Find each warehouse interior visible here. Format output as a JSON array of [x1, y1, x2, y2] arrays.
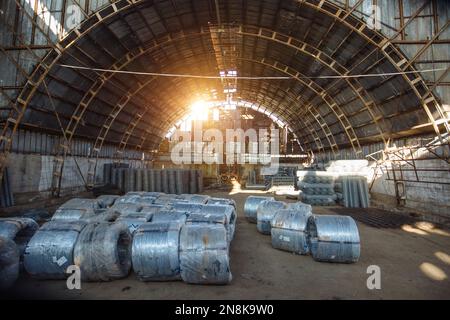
[[0, 0, 449, 300]]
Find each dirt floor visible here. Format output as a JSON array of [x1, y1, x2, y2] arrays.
[[6, 189, 450, 300]]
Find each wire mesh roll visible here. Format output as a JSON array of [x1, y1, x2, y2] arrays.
[[151, 210, 187, 224], [24, 221, 87, 279], [0, 236, 19, 290], [161, 170, 169, 193], [96, 195, 119, 208], [200, 204, 236, 241], [0, 217, 39, 266], [301, 194, 337, 206], [189, 169, 197, 194], [168, 169, 177, 194], [175, 170, 184, 194], [142, 169, 149, 191], [117, 168, 125, 192], [256, 200, 286, 235], [197, 170, 204, 193], [307, 215, 360, 263], [179, 223, 231, 284], [207, 197, 236, 208], [135, 169, 143, 191], [270, 209, 311, 254], [116, 212, 153, 234], [132, 222, 183, 281], [146, 169, 153, 192], [244, 196, 275, 223], [125, 168, 135, 193], [52, 198, 99, 221], [154, 170, 162, 192], [111, 167, 118, 187], [73, 222, 132, 281]]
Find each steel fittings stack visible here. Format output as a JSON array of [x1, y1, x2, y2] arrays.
[[0, 217, 38, 289], [244, 196, 361, 263], [109, 167, 204, 195]]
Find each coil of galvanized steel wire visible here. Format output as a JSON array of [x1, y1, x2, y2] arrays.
[[180, 194, 210, 204], [151, 210, 187, 224], [270, 209, 311, 254], [109, 203, 143, 215], [73, 222, 132, 281], [96, 195, 119, 208], [207, 197, 236, 208], [306, 215, 360, 263], [244, 196, 275, 223], [140, 204, 166, 214], [199, 205, 236, 241], [179, 223, 231, 285], [116, 212, 153, 234], [286, 202, 312, 215], [52, 198, 99, 221], [0, 217, 39, 267], [172, 203, 204, 213], [24, 221, 87, 279], [0, 236, 20, 290], [256, 200, 286, 235], [132, 222, 183, 281]]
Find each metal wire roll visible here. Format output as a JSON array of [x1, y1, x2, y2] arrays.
[[197, 170, 204, 193], [0, 217, 39, 266], [306, 215, 360, 263], [0, 236, 20, 290], [244, 196, 275, 223], [168, 169, 176, 194], [270, 209, 311, 254], [207, 197, 236, 208], [96, 195, 119, 208], [151, 210, 187, 224], [201, 205, 236, 241], [24, 221, 87, 279], [109, 203, 142, 215], [189, 169, 197, 194], [73, 222, 132, 281], [111, 167, 118, 187], [135, 169, 143, 191], [172, 203, 204, 213], [132, 222, 183, 281], [175, 170, 184, 194], [179, 223, 231, 284], [124, 168, 135, 193], [141, 204, 166, 214], [286, 201, 312, 215], [180, 194, 210, 204], [256, 200, 286, 235], [52, 198, 99, 221], [117, 168, 125, 192], [116, 212, 153, 234], [154, 170, 162, 192], [161, 170, 169, 193], [146, 169, 153, 192]]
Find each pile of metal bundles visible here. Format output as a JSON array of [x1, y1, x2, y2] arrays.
[[0, 236, 19, 290], [297, 171, 337, 206], [109, 167, 204, 195]]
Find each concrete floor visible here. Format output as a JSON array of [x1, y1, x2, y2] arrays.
[[6, 189, 450, 300]]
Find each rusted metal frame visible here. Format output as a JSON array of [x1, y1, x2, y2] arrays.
[[239, 26, 385, 146], [311, 0, 449, 139], [398, 0, 405, 40], [341, 0, 365, 20]]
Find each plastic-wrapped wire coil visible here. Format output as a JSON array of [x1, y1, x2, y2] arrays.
[[151, 210, 187, 224], [256, 200, 286, 235], [207, 198, 236, 208], [109, 203, 143, 215], [180, 194, 210, 204], [96, 195, 119, 208], [161, 170, 169, 193], [172, 203, 204, 213], [52, 198, 99, 221], [306, 215, 360, 263], [270, 209, 311, 254], [116, 212, 153, 234], [0, 236, 20, 290], [132, 222, 183, 281], [140, 204, 166, 214], [73, 222, 132, 281], [179, 223, 231, 284], [286, 202, 312, 215], [24, 221, 87, 279], [200, 205, 236, 241], [0, 217, 39, 267], [244, 196, 275, 223]]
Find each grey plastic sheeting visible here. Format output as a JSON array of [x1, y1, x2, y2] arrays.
[[0, 236, 19, 290], [132, 222, 183, 281], [179, 224, 231, 285], [74, 222, 132, 281], [244, 196, 275, 223], [52, 198, 99, 221], [24, 221, 87, 279], [256, 200, 286, 235], [96, 195, 119, 208], [271, 209, 311, 254], [116, 212, 153, 234], [307, 215, 360, 263]]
